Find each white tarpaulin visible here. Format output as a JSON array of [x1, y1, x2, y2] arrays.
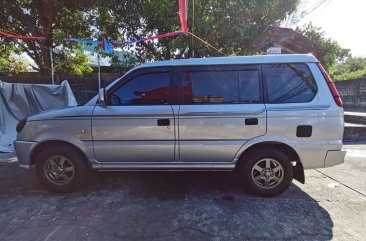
[[0, 80, 77, 153]]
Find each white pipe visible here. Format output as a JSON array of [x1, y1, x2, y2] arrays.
[[50, 47, 55, 85], [97, 53, 101, 91]]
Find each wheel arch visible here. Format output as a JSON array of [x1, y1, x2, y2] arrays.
[[30, 140, 91, 169], [236, 141, 305, 184]]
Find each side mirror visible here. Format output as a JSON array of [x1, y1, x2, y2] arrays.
[[98, 88, 107, 107]]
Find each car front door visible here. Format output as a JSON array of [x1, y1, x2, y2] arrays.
[[92, 68, 176, 166], [178, 65, 266, 163]]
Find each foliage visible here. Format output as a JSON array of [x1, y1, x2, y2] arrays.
[[101, 0, 301, 61], [0, 39, 29, 73], [110, 51, 139, 73], [295, 23, 350, 72], [332, 57, 366, 81], [54, 49, 93, 77], [1, 0, 302, 76], [0, 0, 98, 77]]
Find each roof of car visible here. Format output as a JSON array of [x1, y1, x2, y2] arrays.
[[134, 54, 318, 70]]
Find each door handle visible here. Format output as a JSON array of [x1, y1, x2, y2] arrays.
[[245, 118, 258, 125], [157, 119, 170, 126]]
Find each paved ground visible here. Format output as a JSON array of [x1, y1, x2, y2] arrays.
[[0, 145, 365, 241]]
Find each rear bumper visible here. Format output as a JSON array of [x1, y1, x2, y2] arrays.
[[324, 150, 346, 168], [14, 140, 38, 169]]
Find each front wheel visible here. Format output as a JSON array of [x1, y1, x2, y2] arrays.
[[237, 148, 293, 197], [36, 145, 90, 192]]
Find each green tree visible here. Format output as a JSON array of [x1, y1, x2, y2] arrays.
[[0, 0, 97, 77], [332, 57, 366, 81], [54, 49, 93, 77], [1, 0, 302, 75], [105, 0, 301, 62], [295, 23, 350, 72], [0, 39, 29, 73]]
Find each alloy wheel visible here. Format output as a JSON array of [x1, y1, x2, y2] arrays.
[[43, 155, 75, 185], [251, 158, 284, 189]]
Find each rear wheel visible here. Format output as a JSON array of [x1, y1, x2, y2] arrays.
[[36, 145, 90, 192], [238, 148, 293, 197]]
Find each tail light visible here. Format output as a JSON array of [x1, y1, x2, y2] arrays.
[[317, 63, 343, 107]]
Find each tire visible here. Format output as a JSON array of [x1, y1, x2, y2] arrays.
[[36, 145, 90, 192], [237, 148, 293, 197]]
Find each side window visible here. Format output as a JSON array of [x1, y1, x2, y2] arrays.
[[182, 68, 261, 104], [239, 70, 261, 103], [183, 70, 239, 104], [108, 72, 171, 106], [264, 64, 317, 103]]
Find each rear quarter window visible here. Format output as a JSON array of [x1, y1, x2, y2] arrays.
[[264, 63, 317, 103]]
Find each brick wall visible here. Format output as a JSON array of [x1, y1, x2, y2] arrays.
[[335, 78, 366, 111]]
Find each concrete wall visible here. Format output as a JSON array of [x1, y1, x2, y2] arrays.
[[335, 78, 366, 111]]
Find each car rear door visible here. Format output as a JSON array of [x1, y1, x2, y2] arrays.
[[178, 65, 266, 163], [263, 63, 342, 169]]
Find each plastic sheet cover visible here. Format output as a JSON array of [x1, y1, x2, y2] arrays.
[[0, 80, 77, 152]]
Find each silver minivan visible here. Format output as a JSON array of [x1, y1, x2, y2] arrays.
[[14, 54, 346, 196]]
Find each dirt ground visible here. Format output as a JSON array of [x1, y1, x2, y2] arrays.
[[0, 145, 365, 241]]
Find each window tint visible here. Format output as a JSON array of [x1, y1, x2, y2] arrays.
[[265, 64, 317, 103], [109, 72, 170, 105], [183, 69, 261, 104], [239, 70, 261, 103]]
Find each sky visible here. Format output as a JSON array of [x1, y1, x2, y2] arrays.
[[294, 0, 366, 57]]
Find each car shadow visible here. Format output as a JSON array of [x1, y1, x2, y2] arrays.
[[0, 163, 334, 240]]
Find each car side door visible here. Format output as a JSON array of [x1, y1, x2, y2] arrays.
[[92, 67, 176, 166], [178, 65, 267, 163]]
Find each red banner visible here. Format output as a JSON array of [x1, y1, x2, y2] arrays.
[[140, 31, 184, 42], [179, 0, 188, 33], [0, 30, 46, 40]]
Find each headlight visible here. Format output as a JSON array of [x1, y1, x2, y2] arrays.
[[16, 118, 27, 133]]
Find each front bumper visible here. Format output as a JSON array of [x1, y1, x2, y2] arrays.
[[14, 141, 38, 169], [324, 150, 346, 167]]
